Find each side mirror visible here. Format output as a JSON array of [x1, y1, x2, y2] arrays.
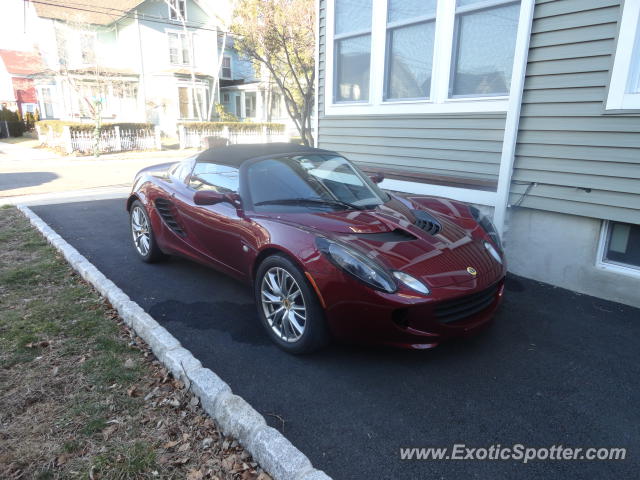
[[370, 172, 384, 184], [194, 190, 226, 206], [194, 191, 244, 215]]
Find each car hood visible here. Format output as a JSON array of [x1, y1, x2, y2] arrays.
[[262, 195, 503, 288]]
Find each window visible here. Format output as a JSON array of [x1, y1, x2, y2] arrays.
[[247, 155, 388, 212], [245, 92, 256, 118], [168, 32, 191, 65], [221, 56, 232, 79], [333, 0, 372, 102], [606, 0, 640, 110], [450, 0, 520, 97], [326, 0, 523, 115], [80, 32, 96, 64], [168, 0, 187, 20], [385, 0, 437, 100], [189, 162, 239, 193], [271, 92, 282, 118], [39, 87, 54, 118], [110, 81, 138, 116], [598, 221, 640, 275], [222, 93, 230, 104], [178, 85, 206, 119]]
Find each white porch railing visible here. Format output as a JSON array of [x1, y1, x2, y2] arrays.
[[178, 124, 290, 149]]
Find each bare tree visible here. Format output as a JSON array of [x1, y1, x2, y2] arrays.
[[232, 0, 315, 145], [53, 20, 124, 156]]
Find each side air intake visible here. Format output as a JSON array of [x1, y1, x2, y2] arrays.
[[155, 198, 185, 236]]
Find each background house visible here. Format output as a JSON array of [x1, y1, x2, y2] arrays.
[[5, 0, 290, 135], [26, 0, 220, 134], [0, 50, 43, 117], [316, 0, 640, 308]]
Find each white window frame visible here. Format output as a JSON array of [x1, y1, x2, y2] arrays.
[[596, 220, 640, 278], [324, 0, 528, 116], [606, 0, 640, 110], [167, 29, 192, 66], [221, 56, 232, 79], [168, 0, 187, 21], [37, 85, 56, 119]]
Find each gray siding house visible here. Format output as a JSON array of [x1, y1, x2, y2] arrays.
[[316, 0, 640, 307]]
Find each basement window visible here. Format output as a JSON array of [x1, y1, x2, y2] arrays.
[[598, 221, 640, 275]]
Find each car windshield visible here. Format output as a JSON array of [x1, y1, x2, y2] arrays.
[[247, 154, 389, 212]]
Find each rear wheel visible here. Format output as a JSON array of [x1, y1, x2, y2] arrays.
[[255, 254, 329, 354], [130, 200, 165, 263]]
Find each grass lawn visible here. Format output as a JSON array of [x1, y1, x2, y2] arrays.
[[0, 206, 269, 480]]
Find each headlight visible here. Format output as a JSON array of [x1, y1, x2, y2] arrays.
[[316, 238, 396, 293], [470, 206, 502, 251], [484, 241, 502, 264], [392, 271, 430, 295]]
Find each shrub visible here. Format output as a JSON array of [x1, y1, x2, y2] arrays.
[[178, 121, 285, 133], [214, 103, 238, 122], [0, 107, 25, 137], [35, 120, 154, 135]]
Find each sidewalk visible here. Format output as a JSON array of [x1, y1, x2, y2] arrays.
[[0, 140, 196, 199]]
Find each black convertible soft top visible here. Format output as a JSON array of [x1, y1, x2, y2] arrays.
[[194, 142, 337, 167]]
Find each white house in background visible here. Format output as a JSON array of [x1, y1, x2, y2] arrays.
[[16, 0, 290, 135], [24, 0, 220, 134]]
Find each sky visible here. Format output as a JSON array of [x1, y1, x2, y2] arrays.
[[0, 0, 37, 51]]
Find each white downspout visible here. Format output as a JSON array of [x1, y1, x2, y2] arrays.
[[493, 0, 535, 238], [313, 0, 320, 147]]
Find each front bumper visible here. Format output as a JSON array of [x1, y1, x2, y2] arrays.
[[309, 267, 505, 349]]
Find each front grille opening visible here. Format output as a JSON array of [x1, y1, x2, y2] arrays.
[[412, 210, 442, 235], [392, 308, 409, 329], [435, 284, 499, 324], [155, 198, 185, 236]]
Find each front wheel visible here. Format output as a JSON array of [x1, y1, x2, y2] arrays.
[[255, 255, 329, 354], [129, 200, 165, 263]]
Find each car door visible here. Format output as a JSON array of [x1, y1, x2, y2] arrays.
[[173, 160, 249, 278]]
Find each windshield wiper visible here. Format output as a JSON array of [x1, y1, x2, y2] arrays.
[[254, 197, 365, 210]]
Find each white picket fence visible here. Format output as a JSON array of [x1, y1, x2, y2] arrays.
[[37, 124, 161, 155], [178, 124, 290, 149], [69, 128, 157, 154]]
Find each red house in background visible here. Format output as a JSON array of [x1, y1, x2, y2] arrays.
[[0, 49, 45, 116]]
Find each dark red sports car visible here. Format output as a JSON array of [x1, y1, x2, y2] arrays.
[[127, 143, 505, 353]]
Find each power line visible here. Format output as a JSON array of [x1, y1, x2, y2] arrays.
[[29, 0, 220, 30], [25, 0, 242, 37]]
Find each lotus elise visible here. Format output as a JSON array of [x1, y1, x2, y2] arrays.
[[127, 143, 505, 353]]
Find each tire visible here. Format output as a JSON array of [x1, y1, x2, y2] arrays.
[[129, 200, 166, 263], [255, 254, 329, 354]]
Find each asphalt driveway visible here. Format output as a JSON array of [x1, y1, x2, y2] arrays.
[[32, 198, 639, 479]]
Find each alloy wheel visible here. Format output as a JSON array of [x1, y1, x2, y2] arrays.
[[260, 267, 307, 342], [131, 206, 151, 257]]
